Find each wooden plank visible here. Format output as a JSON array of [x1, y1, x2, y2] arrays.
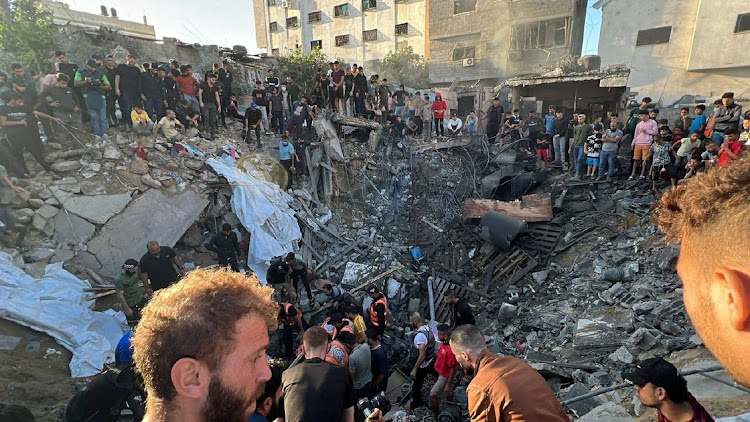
[[319, 161, 338, 173], [463, 193, 553, 222], [350, 265, 405, 293], [411, 137, 472, 154]]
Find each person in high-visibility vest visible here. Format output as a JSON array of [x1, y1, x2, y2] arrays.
[[326, 331, 352, 367], [366, 285, 387, 336], [320, 313, 355, 340], [278, 302, 306, 359]]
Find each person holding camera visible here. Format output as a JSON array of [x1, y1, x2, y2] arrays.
[[74, 59, 111, 141]]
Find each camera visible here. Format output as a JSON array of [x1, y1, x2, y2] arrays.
[[90, 78, 102, 88], [356, 393, 390, 419]]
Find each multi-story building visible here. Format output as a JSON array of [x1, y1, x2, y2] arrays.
[[428, 0, 587, 117], [43, 1, 156, 40], [593, 0, 750, 107], [252, 0, 428, 65]]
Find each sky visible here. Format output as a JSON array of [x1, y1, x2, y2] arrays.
[[65, 0, 601, 56], [66, 0, 262, 53]]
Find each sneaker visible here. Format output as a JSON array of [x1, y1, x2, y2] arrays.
[[628, 176, 634, 180], [102, 134, 109, 141], [606, 177, 613, 183], [94, 135, 102, 142], [639, 175, 646, 180]]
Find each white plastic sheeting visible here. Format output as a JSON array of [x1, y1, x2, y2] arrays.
[[0, 252, 126, 377], [207, 158, 302, 283]]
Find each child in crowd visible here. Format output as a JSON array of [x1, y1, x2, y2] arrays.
[[689, 104, 708, 139], [717, 128, 742, 167], [701, 140, 719, 169], [131, 103, 154, 135], [585, 124, 603, 178], [679, 154, 705, 184], [650, 134, 676, 193], [536, 126, 551, 171], [740, 117, 750, 147]]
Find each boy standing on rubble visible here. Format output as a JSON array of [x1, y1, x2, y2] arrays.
[[279, 135, 298, 190], [585, 124, 603, 178]]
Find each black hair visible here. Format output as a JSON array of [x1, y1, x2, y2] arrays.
[[594, 123, 603, 131], [366, 327, 380, 342], [642, 97, 652, 103], [651, 109, 660, 114], [662, 377, 689, 402], [179, 65, 188, 73], [681, 107, 690, 112], [256, 80, 262, 84], [344, 304, 359, 315], [170, 69, 180, 77], [725, 128, 739, 136], [255, 359, 284, 407], [436, 323, 451, 333], [338, 331, 356, 347], [56, 73, 70, 83], [696, 104, 706, 111], [9, 92, 24, 102], [513, 109, 519, 113], [222, 223, 231, 231], [55, 50, 65, 57], [611, 113, 618, 117], [11, 63, 22, 70]]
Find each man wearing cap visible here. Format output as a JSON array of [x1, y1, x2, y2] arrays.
[[367, 286, 387, 336], [115, 259, 148, 322], [74, 59, 111, 141], [711, 92, 743, 145], [625, 358, 712, 422], [206, 222, 242, 272]]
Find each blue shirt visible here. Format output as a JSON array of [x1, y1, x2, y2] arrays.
[[279, 142, 295, 161], [115, 331, 133, 363], [249, 414, 268, 422], [690, 114, 708, 135], [545, 115, 556, 135]]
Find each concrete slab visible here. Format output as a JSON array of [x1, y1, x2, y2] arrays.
[[86, 189, 207, 277], [574, 307, 633, 350], [53, 211, 96, 244], [63, 194, 132, 225]]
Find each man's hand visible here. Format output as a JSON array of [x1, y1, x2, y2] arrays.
[[444, 384, 454, 399], [199, 101, 204, 108], [20, 119, 28, 127], [50, 101, 60, 108], [141, 94, 147, 101], [217, 106, 222, 113], [12, 185, 28, 194], [73, 106, 79, 112], [365, 409, 383, 422], [178, 268, 186, 277], [53, 117, 61, 124], [115, 89, 121, 97], [124, 306, 134, 318], [145, 287, 154, 296], [410, 369, 417, 380]]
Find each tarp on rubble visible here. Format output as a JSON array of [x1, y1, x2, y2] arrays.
[[0, 252, 125, 377], [207, 158, 302, 283]]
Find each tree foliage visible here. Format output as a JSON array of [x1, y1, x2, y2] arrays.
[[371, 46, 429, 89], [0, 0, 58, 74], [277, 47, 329, 95]]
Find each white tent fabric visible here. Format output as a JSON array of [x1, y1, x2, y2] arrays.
[[207, 158, 301, 283], [0, 252, 126, 377]]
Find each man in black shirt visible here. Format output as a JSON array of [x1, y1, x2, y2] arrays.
[[175, 99, 200, 133], [252, 80, 269, 133], [163, 69, 181, 111], [140, 62, 164, 121], [64, 365, 145, 422], [267, 255, 295, 302], [206, 223, 241, 271], [103, 54, 119, 127], [282, 326, 355, 422], [115, 55, 142, 131], [54, 50, 85, 123], [353, 66, 368, 116], [285, 75, 301, 104], [198, 73, 221, 140], [0, 92, 55, 176], [42, 73, 80, 148], [486, 97, 504, 144], [138, 241, 185, 293], [444, 289, 475, 328], [244, 102, 263, 147], [265, 69, 280, 89]]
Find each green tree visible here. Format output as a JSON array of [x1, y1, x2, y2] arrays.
[[277, 47, 329, 95], [0, 0, 58, 74], [372, 46, 429, 88]]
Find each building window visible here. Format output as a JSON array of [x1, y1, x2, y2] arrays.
[[453, 0, 476, 14], [269, 21, 278, 31], [363, 29, 378, 42], [395, 23, 409, 36], [286, 16, 299, 28], [635, 26, 671, 46], [308, 11, 322, 23], [452, 46, 475, 61], [362, 0, 377, 11], [335, 34, 350, 46], [735, 13, 750, 33], [334, 3, 349, 17], [268, 0, 276, 5], [271, 48, 280, 56], [311, 40, 323, 49], [511, 17, 569, 51]]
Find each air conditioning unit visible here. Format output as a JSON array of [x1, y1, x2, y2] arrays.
[[462, 57, 474, 67], [281, 0, 290, 7]]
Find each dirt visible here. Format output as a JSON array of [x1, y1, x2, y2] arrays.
[[0, 319, 78, 422]]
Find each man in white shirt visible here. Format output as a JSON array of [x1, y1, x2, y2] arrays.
[[447, 113, 463, 137]]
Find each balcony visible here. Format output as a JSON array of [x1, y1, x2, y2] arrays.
[[362, 0, 376, 11], [286, 16, 299, 28], [363, 29, 377, 42], [308, 11, 322, 23], [334, 3, 349, 17], [395, 23, 408, 36], [335, 34, 350, 46]]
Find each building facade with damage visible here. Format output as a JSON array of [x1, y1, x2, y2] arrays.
[[427, 0, 587, 120], [252, 0, 428, 64], [594, 0, 750, 107], [43, 1, 156, 40]]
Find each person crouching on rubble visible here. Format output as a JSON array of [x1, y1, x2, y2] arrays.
[[131, 103, 154, 135], [450, 324, 569, 421], [624, 358, 713, 422], [154, 110, 185, 143]]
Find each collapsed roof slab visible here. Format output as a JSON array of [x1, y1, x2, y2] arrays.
[[85, 188, 208, 277]]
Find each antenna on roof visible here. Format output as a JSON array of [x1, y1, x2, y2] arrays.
[[100, 5, 108, 16]]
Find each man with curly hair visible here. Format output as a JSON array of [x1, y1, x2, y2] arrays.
[[132, 268, 278, 422], [657, 155, 750, 387]]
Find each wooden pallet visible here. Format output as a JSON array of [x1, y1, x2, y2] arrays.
[[477, 243, 535, 289], [528, 223, 564, 265]]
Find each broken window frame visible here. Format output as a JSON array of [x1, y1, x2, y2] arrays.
[[334, 3, 349, 17], [735, 13, 750, 33], [395, 22, 409, 36], [453, 0, 477, 15], [311, 39, 323, 49], [286, 16, 299, 28], [362, 0, 377, 11], [269, 21, 279, 31], [335, 34, 350, 46], [510, 17, 569, 51], [271, 48, 280, 56], [451, 46, 476, 62], [308, 11, 322, 23], [635, 26, 672, 46], [363, 29, 378, 42]]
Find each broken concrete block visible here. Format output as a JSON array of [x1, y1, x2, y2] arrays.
[[51, 247, 75, 263], [610, 190, 633, 200], [689, 334, 703, 346], [130, 158, 150, 175], [574, 307, 633, 350], [179, 224, 206, 248], [0, 335, 22, 351], [532, 270, 548, 282], [53, 211, 96, 244], [16, 208, 35, 219], [31, 214, 47, 232], [628, 328, 660, 351], [62, 194, 132, 225], [609, 346, 635, 364], [563, 382, 604, 417], [103, 144, 122, 160], [51, 160, 82, 173], [35, 204, 59, 220], [86, 188, 207, 276], [141, 174, 163, 188], [28, 198, 45, 208], [23, 248, 54, 262]]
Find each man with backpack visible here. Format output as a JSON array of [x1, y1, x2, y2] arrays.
[[409, 313, 438, 409]]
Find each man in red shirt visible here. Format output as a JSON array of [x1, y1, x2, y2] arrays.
[[175, 65, 200, 113], [433, 93, 447, 137], [717, 128, 742, 167], [625, 358, 713, 422], [430, 324, 458, 416]]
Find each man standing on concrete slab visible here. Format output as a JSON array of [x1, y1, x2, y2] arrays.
[[206, 223, 241, 272], [450, 324, 569, 421], [139, 241, 185, 294], [624, 357, 713, 422], [658, 155, 750, 388], [115, 258, 148, 322], [115, 55, 142, 133]]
